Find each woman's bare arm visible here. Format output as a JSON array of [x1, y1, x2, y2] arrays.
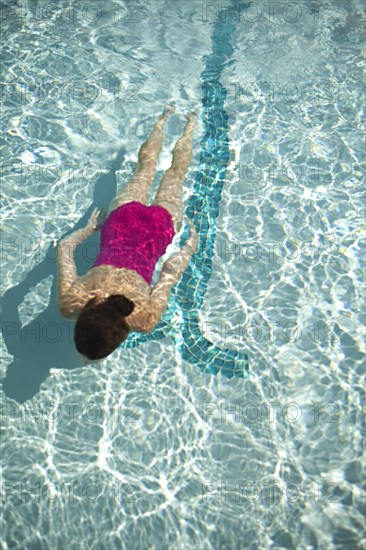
[[145, 219, 198, 331], [57, 208, 100, 317]]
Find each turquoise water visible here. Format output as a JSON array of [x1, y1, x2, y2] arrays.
[[1, 1, 365, 549]]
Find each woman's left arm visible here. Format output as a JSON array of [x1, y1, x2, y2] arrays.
[[143, 218, 198, 331], [57, 208, 101, 317]]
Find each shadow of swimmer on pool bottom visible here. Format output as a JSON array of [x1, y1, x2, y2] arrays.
[[55, 105, 249, 377], [1, 147, 122, 403], [2, 3, 253, 404], [2, 110, 248, 403]]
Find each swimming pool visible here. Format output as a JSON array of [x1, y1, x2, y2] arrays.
[[1, 0, 365, 548]]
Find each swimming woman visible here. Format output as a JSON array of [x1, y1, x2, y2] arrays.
[[57, 105, 198, 361]]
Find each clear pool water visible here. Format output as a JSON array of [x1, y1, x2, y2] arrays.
[[1, 1, 365, 549]]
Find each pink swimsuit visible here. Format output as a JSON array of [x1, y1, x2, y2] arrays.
[[93, 201, 175, 285]]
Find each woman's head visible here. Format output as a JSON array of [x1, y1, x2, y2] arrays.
[[74, 294, 135, 360]]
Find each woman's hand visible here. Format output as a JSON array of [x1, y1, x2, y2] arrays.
[[158, 217, 198, 280], [86, 208, 106, 232], [184, 216, 198, 252]]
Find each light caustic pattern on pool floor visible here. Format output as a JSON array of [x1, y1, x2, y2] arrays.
[[0, 1, 365, 549]]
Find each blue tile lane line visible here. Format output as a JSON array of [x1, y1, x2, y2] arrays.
[[121, 4, 250, 379]]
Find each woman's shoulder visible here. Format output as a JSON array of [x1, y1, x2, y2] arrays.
[[75, 265, 151, 312], [59, 280, 90, 319]]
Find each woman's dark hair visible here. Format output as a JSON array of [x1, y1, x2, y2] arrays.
[[74, 295, 135, 360]]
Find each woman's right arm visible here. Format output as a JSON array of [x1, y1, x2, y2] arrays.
[[57, 208, 101, 318]]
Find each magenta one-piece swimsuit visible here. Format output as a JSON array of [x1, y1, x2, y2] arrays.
[[93, 201, 175, 285]]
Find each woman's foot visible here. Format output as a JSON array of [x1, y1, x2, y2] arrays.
[[185, 110, 197, 122], [160, 104, 176, 120]]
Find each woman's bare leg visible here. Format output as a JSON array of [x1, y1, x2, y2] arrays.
[[107, 104, 175, 216], [151, 112, 196, 233]]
